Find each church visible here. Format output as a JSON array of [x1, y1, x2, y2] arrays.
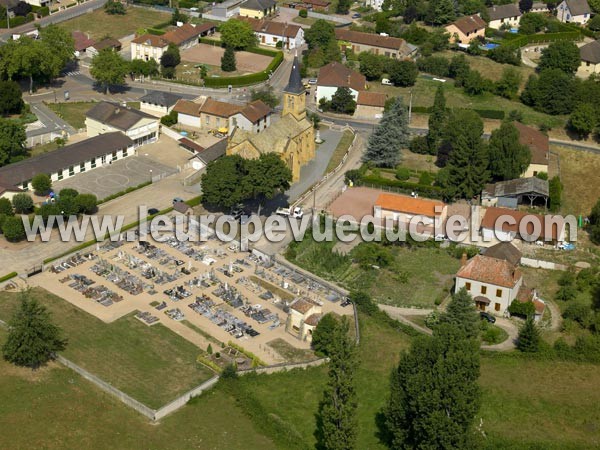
[[227, 55, 315, 182]]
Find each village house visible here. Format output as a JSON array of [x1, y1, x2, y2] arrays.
[[335, 28, 417, 59], [445, 14, 487, 44], [480, 206, 567, 243], [557, 0, 591, 23], [514, 122, 549, 178], [578, 40, 600, 76], [207, 0, 245, 20], [72, 31, 96, 55], [299, 0, 330, 11], [365, 0, 384, 11], [487, 4, 522, 29], [239, 0, 277, 19], [87, 38, 122, 57], [354, 91, 386, 120], [130, 23, 216, 63], [0, 133, 133, 191], [85, 102, 159, 148], [240, 17, 304, 49], [373, 193, 447, 229], [139, 92, 182, 117], [531, 1, 550, 12], [227, 55, 315, 182], [186, 139, 228, 171], [286, 298, 322, 342], [316, 61, 367, 102], [0, 183, 22, 201]]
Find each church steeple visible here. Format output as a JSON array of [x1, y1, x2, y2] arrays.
[[282, 53, 306, 120]]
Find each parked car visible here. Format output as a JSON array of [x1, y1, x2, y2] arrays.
[[381, 78, 393, 86], [308, 79, 317, 85], [480, 312, 496, 323], [276, 206, 304, 219]]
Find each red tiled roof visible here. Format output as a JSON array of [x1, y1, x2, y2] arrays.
[[375, 193, 445, 217], [480, 207, 563, 241], [239, 17, 302, 38], [317, 62, 366, 92], [163, 23, 204, 46], [513, 122, 549, 166], [72, 31, 96, 52], [457, 254, 521, 288], [173, 99, 202, 117], [131, 33, 168, 47], [179, 137, 204, 153], [200, 98, 242, 118], [304, 313, 322, 326], [357, 91, 386, 107], [334, 28, 407, 51], [449, 14, 486, 35], [240, 100, 271, 123], [291, 299, 317, 314]]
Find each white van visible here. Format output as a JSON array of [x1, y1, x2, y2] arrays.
[[381, 78, 393, 86]]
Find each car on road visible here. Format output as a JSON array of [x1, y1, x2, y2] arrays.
[[480, 312, 496, 323], [148, 208, 159, 215], [276, 206, 304, 219]]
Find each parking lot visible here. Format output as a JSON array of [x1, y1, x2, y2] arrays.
[[53, 154, 178, 200], [34, 216, 353, 364]]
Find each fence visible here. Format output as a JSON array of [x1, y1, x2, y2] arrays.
[[153, 376, 220, 420], [521, 257, 567, 271]]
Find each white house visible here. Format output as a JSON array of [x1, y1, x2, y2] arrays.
[[139, 91, 182, 117], [285, 298, 322, 342], [578, 39, 600, 77], [557, 0, 591, 23], [0, 184, 22, 201], [316, 61, 366, 102], [487, 4, 522, 29], [240, 17, 305, 49], [0, 133, 134, 191], [85, 102, 159, 148], [480, 206, 566, 243], [365, 0, 384, 11]]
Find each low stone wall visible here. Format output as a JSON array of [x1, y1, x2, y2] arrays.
[[521, 257, 567, 271], [154, 375, 220, 420]]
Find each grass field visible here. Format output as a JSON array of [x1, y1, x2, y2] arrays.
[[58, 8, 170, 40], [325, 129, 354, 173], [553, 145, 600, 216], [0, 289, 214, 408], [267, 338, 316, 363], [46, 101, 140, 130]]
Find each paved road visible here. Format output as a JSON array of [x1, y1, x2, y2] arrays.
[[27, 103, 77, 138]]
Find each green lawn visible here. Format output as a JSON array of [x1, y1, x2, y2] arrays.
[[58, 8, 170, 40], [46, 101, 141, 131], [325, 129, 354, 173], [0, 289, 214, 408]]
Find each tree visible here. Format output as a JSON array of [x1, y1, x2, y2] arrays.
[[305, 19, 336, 50], [129, 58, 159, 77], [90, 49, 129, 94], [12, 193, 33, 214], [330, 87, 356, 115], [521, 69, 576, 115], [221, 46, 237, 72], [588, 198, 600, 244], [358, 52, 384, 81], [448, 54, 471, 86], [495, 67, 522, 99], [2, 216, 25, 241], [2, 289, 67, 368], [519, 0, 533, 11], [170, 7, 188, 25], [442, 110, 489, 199], [519, 12, 547, 34], [548, 175, 563, 212], [104, 0, 126, 14], [568, 103, 597, 137], [161, 110, 178, 126], [75, 194, 98, 215], [14, 0, 31, 16], [589, 14, 600, 31], [0, 198, 13, 216], [516, 318, 541, 352], [363, 97, 410, 167], [0, 119, 26, 166], [311, 313, 339, 356], [440, 288, 480, 339], [336, 0, 350, 13], [59, 188, 79, 199], [384, 324, 480, 449], [488, 121, 531, 180], [219, 19, 257, 50], [427, 84, 447, 152], [245, 153, 292, 214], [316, 317, 358, 450], [538, 41, 581, 75], [488, 46, 521, 66], [426, 0, 456, 25], [388, 60, 418, 87], [463, 70, 487, 96], [160, 43, 181, 78], [201, 155, 249, 209], [31, 173, 52, 196], [0, 80, 24, 116], [250, 87, 279, 107]]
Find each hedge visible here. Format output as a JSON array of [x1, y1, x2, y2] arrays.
[[358, 175, 445, 199], [196, 355, 222, 373], [502, 31, 582, 49], [203, 51, 283, 87], [227, 341, 267, 367], [0, 272, 18, 283], [99, 181, 152, 204], [152, 20, 171, 29], [411, 106, 504, 120], [185, 195, 202, 207], [31, 5, 50, 16], [147, 27, 166, 35]]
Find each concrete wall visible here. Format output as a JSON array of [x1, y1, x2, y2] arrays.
[[521, 257, 567, 271], [178, 112, 201, 128], [153, 376, 220, 420]]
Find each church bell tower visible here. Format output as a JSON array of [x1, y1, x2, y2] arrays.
[[282, 53, 306, 121]]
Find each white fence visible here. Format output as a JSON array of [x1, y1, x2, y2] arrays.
[[521, 257, 567, 271]]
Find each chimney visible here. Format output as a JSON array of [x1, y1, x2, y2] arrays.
[[460, 252, 468, 267]]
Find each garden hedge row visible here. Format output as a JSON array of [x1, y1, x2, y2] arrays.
[[147, 27, 166, 35], [411, 106, 504, 120], [502, 31, 582, 48], [358, 175, 445, 199], [0, 272, 18, 283]]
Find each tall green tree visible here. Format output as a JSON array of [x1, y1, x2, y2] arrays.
[[329, 87, 356, 115], [316, 317, 358, 450], [427, 84, 447, 151], [442, 110, 489, 199], [90, 49, 129, 94], [160, 43, 181, 78], [538, 41, 581, 75], [426, 0, 456, 25], [0, 119, 26, 167], [221, 46, 237, 72], [305, 19, 336, 50], [358, 52, 384, 81], [2, 289, 67, 368], [0, 80, 24, 116], [568, 103, 598, 137], [388, 60, 418, 87], [384, 324, 480, 449], [311, 313, 339, 357], [440, 287, 480, 339], [495, 67, 522, 99], [31, 173, 52, 196], [587, 198, 600, 244], [521, 69, 576, 115], [488, 121, 531, 180], [219, 19, 257, 50], [245, 153, 292, 215], [336, 0, 351, 13], [39, 25, 75, 70], [12, 193, 33, 214], [2, 216, 25, 241], [200, 155, 249, 209], [516, 318, 541, 352], [548, 175, 563, 212], [363, 97, 410, 167]]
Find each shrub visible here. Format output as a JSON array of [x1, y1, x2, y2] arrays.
[[2, 216, 25, 242], [31, 173, 52, 196], [418, 172, 434, 185], [409, 135, 433, 155], [0, 198, 14, 216], [299, 8, 308, 17], [221, 363, 238, 379], [395, 167, 411, 181], [12, 193, 33, 214], [160, 110, 178, 126], [350, 290, 378, 315], [549, 176, 563, 212], [508, 299, 536, 318], [562, 301, 592, 328], [75, 194, 98, 215], [424, 311, 440, 329]]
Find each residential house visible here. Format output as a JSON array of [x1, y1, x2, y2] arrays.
[[445, 14, 487, 44], [487, 4, 522, 29], [482, 177, 549, 209], [531, 1, 550, 12], [335, 28, 418, 59], [131, 23, 216, 63], [208, 0, 245, 20], [354, 91, 386, 120], [316, 61, 366, 102], [239, 0, 277, 18], [557, 0, 591, 23], [286, 298, 322, 342], [22, 0, 49, 6], [72, 31, 96, 55], [186, 139, 228, 170], [373, 193, 447, 229], [365, 0, 385, 11], [240, 17, 305, 49], [301, 0, 330, 11], [480, 206, 567, 243], [85, 102, 159, 148], [578, 40, 600, 77], [0, 183, 22, 201], [0, 133, 133, 191], [87, 38, 122, 57], [139, 91, 182, 117], [514, 122, 549, 178]]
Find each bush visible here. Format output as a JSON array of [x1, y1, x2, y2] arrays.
[[562, 301, 592, 328], [299, 8, 308, 17], [508, 299, 536, 318], [416, 56, 450, 77], [2, 216, 25, 242], [418, 172, 434, 185], [12, 193, 33, 214], [424, 311, 440, 329], [31, 173, 52, 196], [409, 135, 432, 155], [350, 290, 378, 315], [0, 198, 14, 216], [549, 176, 563, 212], [395, 167, 411, 181], [221, 363, 238, 379], [75, 194, 98, 215], [160, 110, 178, 126]]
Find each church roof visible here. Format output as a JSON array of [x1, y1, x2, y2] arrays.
[[284, 55, 304, 95]]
